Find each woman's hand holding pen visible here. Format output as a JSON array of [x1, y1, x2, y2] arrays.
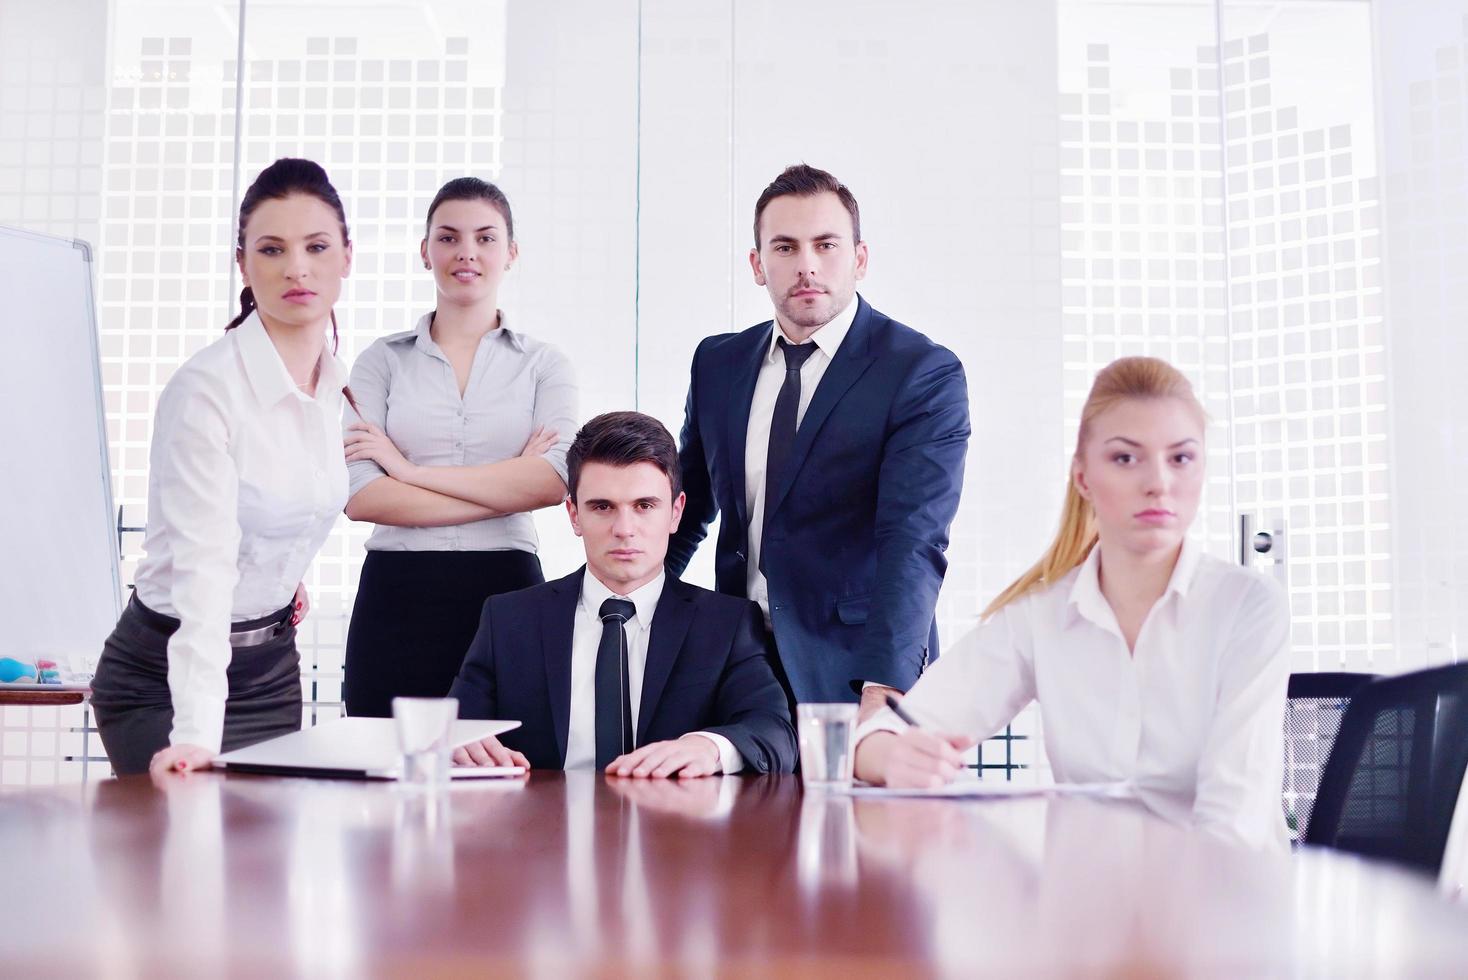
[[855, 697, 976, 789], [856, 729, 974, 789], [344, 421, 415, 480]]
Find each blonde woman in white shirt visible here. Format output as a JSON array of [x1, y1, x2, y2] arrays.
[[91, 158, 355, 776], [853, 356, 1291, 850], [340, 178, 577, 716]]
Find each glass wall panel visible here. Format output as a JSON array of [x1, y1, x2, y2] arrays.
[[0, 0, 106, 242], [0, 0, 222, 785], [237, 0, 640, 717], [1057, 0, 1235, 561], [1219, 1, 1386, 673], [1375, 0, 1468, 671]]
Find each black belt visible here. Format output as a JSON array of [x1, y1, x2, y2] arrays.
[[130, 595, 293, 649]]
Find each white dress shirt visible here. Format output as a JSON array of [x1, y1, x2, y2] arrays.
[[857, 538, 1292, 851], [346, 310, 579, 553], [743, 295, 859, 616], [132, 312, 350, 753], [564, 569, 742, 773]]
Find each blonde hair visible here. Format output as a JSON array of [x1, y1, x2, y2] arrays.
[[981, 356, 1205, 619]]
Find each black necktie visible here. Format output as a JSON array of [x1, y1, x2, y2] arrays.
[[761, 337, 818, 573], [595, 597, 637, 769]]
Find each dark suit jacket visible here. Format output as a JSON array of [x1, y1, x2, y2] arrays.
[[448, 568, 797, 774], [666, 295, 970, 703]]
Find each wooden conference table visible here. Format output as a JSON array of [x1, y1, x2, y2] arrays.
[[4, 771, 1468, 976]]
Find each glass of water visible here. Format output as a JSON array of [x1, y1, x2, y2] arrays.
[[392, 696, 458, 788], [797, 702, 859, 788]]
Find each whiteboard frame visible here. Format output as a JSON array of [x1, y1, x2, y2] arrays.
[[0, 224, 122, 664]]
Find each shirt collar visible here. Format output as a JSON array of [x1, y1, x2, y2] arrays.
[[1165, 535, 1202, 598], [580, 566, 666, 631], [765, 292, 859, 363], [235, 310, 347, 407], [1065, 536, 1202, 628], [413, 309, 526, 356]]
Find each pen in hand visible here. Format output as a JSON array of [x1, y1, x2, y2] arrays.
[[884, 694, 921, 728], [887, 695, 981, 770]]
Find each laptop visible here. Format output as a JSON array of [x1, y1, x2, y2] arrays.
[[215, 716, 523, 780]]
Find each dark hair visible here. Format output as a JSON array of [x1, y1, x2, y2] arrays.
[[566, 412, 682, 504], [226, 157, 357, 412], [425, 176, 514, 241], [752, 163, 861, 250]]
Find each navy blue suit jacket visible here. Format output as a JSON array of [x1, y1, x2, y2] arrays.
[[666, 296, 970, 703], [448, 568, 797, 774]]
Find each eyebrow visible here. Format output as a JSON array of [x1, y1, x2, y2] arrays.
[[253, 232, 333, 243], [767, 232, 843, 244], [1104, 436, 1200, 449], [434, 224, 501, 233], [583, 497, 663, 507]]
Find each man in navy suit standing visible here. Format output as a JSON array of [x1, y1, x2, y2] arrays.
[[666, 164, 970, 719], [451, 411, 796, 776]]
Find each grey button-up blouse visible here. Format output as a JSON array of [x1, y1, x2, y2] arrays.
[[346, 311, 579, 554]]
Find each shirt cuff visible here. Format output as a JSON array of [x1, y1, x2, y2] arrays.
[[689, 731, 744, 774], [853, 707, 907, 750], [169, 696, 226, 755]]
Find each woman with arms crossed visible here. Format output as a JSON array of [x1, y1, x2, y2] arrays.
[[854, 357, 1291, 850], [91, 158, 355, 775], [341, 178, 577, 716]]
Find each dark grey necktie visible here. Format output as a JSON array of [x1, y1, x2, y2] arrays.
[[761, 337, 818, 574], [595, 597, 637, 769]]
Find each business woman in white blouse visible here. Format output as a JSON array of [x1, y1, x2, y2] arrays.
[[340, 178, 578, 716], [854, 356, 1291, 850], [91, 158, 355, 776]]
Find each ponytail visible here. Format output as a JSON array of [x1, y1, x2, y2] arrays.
[[330, 310, 361, 416], [224, 284, 256, 332], [981, 356, 1205, 619], [981, 481, 1096, 619]]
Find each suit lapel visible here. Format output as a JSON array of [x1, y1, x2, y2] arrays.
[[766, 299, 878, 522], [725, 323, 772, 529], [542, 567, 583, 767], [637, 577, 698, 746]]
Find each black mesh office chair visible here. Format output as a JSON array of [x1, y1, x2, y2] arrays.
[[1303, 663, 1468, 876], [1282, 672, 1376, 841]]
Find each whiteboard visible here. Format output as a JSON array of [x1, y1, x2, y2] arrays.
[[0, 224, 121, 672]]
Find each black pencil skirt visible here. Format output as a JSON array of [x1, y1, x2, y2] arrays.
[[342, 549, 544, 717], [91, 596, 302, 776]]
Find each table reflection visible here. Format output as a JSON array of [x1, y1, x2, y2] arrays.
[[1, 770, 1462, 975], [797, 790, 857, 891]]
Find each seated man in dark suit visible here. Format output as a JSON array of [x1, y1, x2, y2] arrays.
[[450, 411, 797, 777]]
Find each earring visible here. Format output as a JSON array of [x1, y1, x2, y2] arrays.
[[504, 264, 511, 271]]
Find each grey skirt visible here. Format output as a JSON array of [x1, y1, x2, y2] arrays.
[[91, 595, 302, 776]]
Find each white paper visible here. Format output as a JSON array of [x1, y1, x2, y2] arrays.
[[836, 779, 1132, 800]]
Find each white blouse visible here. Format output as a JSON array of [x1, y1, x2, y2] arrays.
[[345, 311, 579, 554], [132, 312, 349, 752], [859, 538, 1291, 850]]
